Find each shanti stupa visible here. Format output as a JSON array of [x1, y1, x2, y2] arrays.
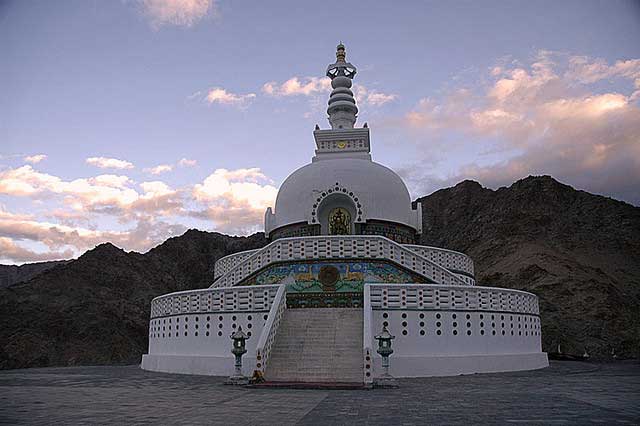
[[141, 45, 549, 384]]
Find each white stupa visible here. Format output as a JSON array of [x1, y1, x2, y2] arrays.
[[141, 45, 548, 384]]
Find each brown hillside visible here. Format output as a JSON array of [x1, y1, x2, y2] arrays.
[[418, 176, 640, 358]]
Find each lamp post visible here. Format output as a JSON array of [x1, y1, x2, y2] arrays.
[[374, 324, 398, 388], [225, 326, 249, 385]]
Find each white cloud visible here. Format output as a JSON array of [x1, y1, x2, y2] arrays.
[[0, 212, 186, 261], [140, 0, 213, 28], [192, 168, 277, 234], [86, 157, 135, 170], [178, 158, 197, 167], [365, 91, 398, 106], [354, 86, 398, 107], [144, 164, 173, 175], [0, 165, 184, 218], [89, 175, 133, 188], [262, 77, 331, 97], [0, 237, 74, 263], [263, 77, 397, 110], [0, 163, 279, 262], [204, 87, 256, 108], [0, 163, 280, 261], [396, 51, 640, 205], [566, 57, 640, 88], [24, 154, 47, 164]]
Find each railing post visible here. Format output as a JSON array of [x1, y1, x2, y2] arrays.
[[253, 284, 287, 382], [363, 284, 374, 387]]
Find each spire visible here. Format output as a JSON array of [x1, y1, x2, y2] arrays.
[[326, 43, 358, 129]]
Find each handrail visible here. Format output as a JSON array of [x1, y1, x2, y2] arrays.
[[149, 284, 281, 319], [214, 249, 260, 280], [403, 244, 475, 277], [363, 284, 374, 385], [367, 283, 540, 315], [254, 283, 287, 378], [210, 235, 468, 289], [215, 244, 475, 281], [149, 283, 280, 303]]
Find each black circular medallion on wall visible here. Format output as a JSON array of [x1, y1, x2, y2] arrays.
[[318, 265, 339, 292]]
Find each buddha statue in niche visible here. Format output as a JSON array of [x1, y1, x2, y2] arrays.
[[329, 207, 351, 235]]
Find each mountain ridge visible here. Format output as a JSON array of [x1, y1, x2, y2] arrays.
[[1, 175, 638, 369], [418, 175, 640, 359]]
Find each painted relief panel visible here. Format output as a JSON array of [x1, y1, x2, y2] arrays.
[[241, 260, 429, 293]]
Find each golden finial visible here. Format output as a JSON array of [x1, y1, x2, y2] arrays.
[[336, 42, 346, 62]]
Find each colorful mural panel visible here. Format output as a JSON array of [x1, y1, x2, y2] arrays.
[[240, 260, 429, 293]]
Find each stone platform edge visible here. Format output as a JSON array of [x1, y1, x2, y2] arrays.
[[142, 352, 548, 378], [378, 352, 549, 377], [141, 354, 256, 377]]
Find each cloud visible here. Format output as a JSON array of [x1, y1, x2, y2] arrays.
[[395, 51, 640, 205], [192, 168, 277, 234], [0, 237, 74, 263], [140, 0, 213, 28], [24, 154, 47, 164], [0, 165, 185, 219], [178, 158, 197, 167], [0, 166, 137, 209], [203, 87, 256, 108], [0, 212, 186, 261], [130, 181, 184, 217], [262, 77, 332, 97], [144, 164, 173, 175], [86, 157, 135, 170], [0, 164, 279, 262], [566, 56, 640, 100], [263, 76, 397, 112], [0, 210, 123, 251], [353, 86, 398, 107]]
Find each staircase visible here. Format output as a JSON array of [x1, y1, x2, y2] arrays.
[[266, 308, 363, 383]]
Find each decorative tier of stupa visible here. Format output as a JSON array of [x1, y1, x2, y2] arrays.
[[141, 45, 548, 383]]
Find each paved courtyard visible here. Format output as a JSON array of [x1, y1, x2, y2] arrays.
[[1, 361, 639, 425]]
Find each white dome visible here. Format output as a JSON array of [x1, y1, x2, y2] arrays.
[[267, 158, 417, 232]]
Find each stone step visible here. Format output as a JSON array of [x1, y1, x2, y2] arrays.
[[271, 344, 361, 349], [266, 308, 364, 383], [270, 370, 363, 375], [268, 362, 363, 368]]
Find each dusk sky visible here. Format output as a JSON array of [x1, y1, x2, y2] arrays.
[[1, 0, 639, 264]]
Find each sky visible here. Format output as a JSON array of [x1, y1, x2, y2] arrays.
[[1, 0, 639, 264]]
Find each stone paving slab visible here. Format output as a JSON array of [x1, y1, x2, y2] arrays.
[[0, 361, 638, 425]]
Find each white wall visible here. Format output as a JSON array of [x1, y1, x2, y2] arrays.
[[142, 285, 282, 376], [364, 283, 548, 377], [148, 311, 268, 357]]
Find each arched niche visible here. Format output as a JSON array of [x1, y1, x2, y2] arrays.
[[317, 193, 357, 235]]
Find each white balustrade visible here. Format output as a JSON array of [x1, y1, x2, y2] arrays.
[[211, 235, 469, 289], [403, 245, 474, 277], [150, 284, 280, 319], [367, 283, 539, 314], [254, 284, 287, 377], [214, 249, 260, 280], [146, 284, 282, 364], [364, 283, 544, 377]]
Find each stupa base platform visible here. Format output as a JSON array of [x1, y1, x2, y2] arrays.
[[380, 353, 549, 377], [249, 381, 369, 390], [141, 354, 256, 377]]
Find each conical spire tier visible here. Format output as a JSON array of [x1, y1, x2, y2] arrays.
[[326, 43, 358, 129], [313, 44, 370, 162]]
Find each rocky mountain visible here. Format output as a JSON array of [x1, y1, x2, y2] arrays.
[[0, 231, 267, 369], [0, 175, 638, 369], [0, 260, 69, 288], [418, 176, 640, 359]]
